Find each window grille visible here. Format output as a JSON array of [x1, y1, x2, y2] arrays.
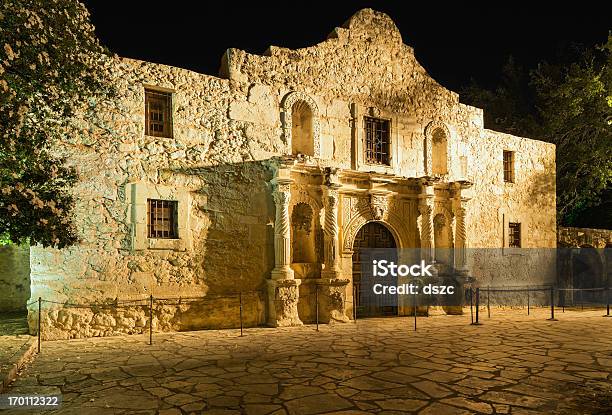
[[364, 116, 390, 165], [147, 199, 178, 239], [503, 150, 515, 182], [145, 89, 173, 138], [509, 222, 521, 248]]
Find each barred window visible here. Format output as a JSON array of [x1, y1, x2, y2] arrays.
[[503, 150, 515, 183], [147, 199, 178, 239], [145, 89, 173, 138], [364, 116, 390, 165], [509, 222, 521, 248]]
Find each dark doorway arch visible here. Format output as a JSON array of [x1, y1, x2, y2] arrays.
[[352, 221, 398, 317]]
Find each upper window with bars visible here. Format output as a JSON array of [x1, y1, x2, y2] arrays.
[[503, 150, 515, 183], [147, 199, 178, 239], [364, 116, 391, 166], [509, 222, 521, 248], [145, 89, 173, 138]]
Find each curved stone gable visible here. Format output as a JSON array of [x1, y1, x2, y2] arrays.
[[222, 9, 456, 115]]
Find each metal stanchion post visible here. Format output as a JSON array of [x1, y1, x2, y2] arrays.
[[239, 292, 244, 337], [605, 286, 611, 317], [547, 286, 557, 321], [353, 284, 357, 323], [316, 285, 319, 332], [149, 294, 153, 345], [472, 288, 481, 325], [527, 290, 530, 316], [562, 289, 565, 313], [469, 287, 474, 325], [580, 289, 584, 311], [37, 297, 41, 353], [413, 290, 417, 332], [487, 286, 490, 318]]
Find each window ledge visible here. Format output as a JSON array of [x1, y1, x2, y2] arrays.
[[502, 248, 524, 256], [361, 163, 394, 175], [144, 134, 174, 140], [147, 237, 186, 251]]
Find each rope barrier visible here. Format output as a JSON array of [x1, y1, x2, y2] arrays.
[[483, 287, 550, 293], [26, 283, 612, 353], [34, 291, 265, 309]]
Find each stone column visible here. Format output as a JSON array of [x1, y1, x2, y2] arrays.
[[271, 181, 294, 281], [321, 186, 341, 280], [445, 181, 473, 315], [267, 172, 302, 327], [315, 168, 349, 323], [454, 206, 467, 270], [418, 181, 435, 264], [452, 181, 473, 272]]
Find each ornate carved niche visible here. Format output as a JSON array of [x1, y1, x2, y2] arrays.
[[292, 203, 313, 233], [292, 203, 315, 263], [289, 188, 322, 264], [424, 120, 451, 177], [281, 92, 321, 158]]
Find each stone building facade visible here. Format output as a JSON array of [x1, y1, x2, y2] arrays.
[[26, 9, 557, 338]]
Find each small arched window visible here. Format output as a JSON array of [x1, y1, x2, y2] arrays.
[[424, 121, 450, 177], [282, 91, 321, 158], [432, 127, 448, 175], [291, 101, 314, 156]]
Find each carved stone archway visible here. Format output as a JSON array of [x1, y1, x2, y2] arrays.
[[281, 91, 321, 158], [342, 212, 407, 253]]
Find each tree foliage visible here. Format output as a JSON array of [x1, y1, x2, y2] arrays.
[[461, 37, 612, 227], [0, 0, 115, 247]]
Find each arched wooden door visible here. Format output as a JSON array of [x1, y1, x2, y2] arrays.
[[352, 222, 398, 317]]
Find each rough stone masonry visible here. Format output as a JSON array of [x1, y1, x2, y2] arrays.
[[23, 9, 556, 339]]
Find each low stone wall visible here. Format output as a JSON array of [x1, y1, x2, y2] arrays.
[[558, 227, 612, 248], [482, 289, 551, 307], [28, 292, 266, 340], [0, 245, 30, 312]]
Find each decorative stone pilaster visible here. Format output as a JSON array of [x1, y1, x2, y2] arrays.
[[271, 180, 294, 281], [267, 171, 302, 327], [321, 186, 341, 280], [317, 167, 349, 323], [452, 180, 473, 272], [418, 180, 435, 263]]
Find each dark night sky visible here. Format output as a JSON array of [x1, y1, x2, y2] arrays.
[[82, 1, 611, 92]]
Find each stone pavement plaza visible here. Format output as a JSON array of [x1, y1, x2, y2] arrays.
[[4, 308, 612, 415]]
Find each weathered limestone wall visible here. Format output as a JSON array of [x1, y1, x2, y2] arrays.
[[28, 8, 558, 337], [222, 9, 481, 181], [558, 227, 612, 248], [466, 131, 557, 289], [0, 245, 30, 312], [29, 59, 274, 339], [221, 9, 556, 287]]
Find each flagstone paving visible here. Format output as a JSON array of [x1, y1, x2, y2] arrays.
[[3, 308, 612, 414]]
